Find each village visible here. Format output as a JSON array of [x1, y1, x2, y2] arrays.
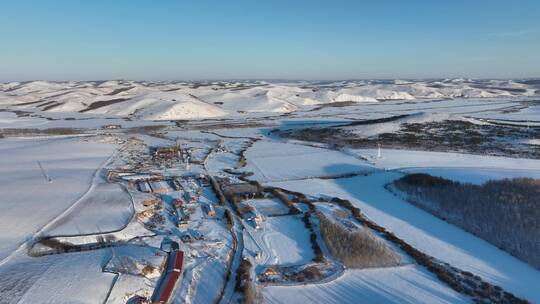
[[2, 91, 538, 304], [105, 143, 224, 303], [24, 136, 233, 304], [82, 130, 343, 304]]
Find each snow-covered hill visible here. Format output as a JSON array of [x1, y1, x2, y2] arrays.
[[0, 79, 537, 120]]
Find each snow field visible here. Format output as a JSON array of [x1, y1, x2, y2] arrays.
[[247, 198, 290, 216], [243, 141, 375, 182], [1, 249, 116, 304], [356, 148, 540, 171], [0, 137, 115, 260], [263, 265, 468, 304], [42, 178, 133, 237], [244, 215, 314, 267]]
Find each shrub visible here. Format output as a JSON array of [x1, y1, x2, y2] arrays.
[[141, 265, 155, 276], [209, 176, 227, 206], [270, 188, 301, 214], [235, 259, 252, 291], [224, 209, 234, 229], [234, 258, 255, 303]]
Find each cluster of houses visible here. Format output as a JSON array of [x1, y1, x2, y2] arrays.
[[151, 146, 181, 161], [221, 182, 266, 229], [101, 124, 122, 130], [137, 178, 180, 194], [136, 175, 216, 229], [175, 179, 214, 217], [244, 205, 264, 229]]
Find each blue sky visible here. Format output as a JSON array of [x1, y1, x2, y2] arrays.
[[1, 0, 539, 81]]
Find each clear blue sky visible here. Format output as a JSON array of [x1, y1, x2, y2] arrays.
[[1, 0, 539, 81]]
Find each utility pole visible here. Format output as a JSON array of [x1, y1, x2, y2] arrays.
[[37, 161, 52, 183]]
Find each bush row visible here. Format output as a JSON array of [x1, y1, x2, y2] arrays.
[[208, 175, 227, 206], [235, 259, 254, 304], [302, 207, 324, 263], [268, 188, 301, 214], [318, 212, 400, 268]]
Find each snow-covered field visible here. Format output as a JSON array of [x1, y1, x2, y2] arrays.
[[0, 137, 115, 260], [43, 176, 133, 236], [243, 140, 374, 182], [264, 265, 468, 304], [247, 198, 290, 216], [244, 215, 314, 266], [356, 148, 540, 171], [0, 248, 115, 304]]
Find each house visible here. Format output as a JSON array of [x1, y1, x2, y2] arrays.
[[151, 146, 179, 160], [128, 137, 144, 145], [244, 207, 263, 229], [143, 199, 159, 208], [138, 180, 151, 193], [183, 191, 197, 204], [171, 178, 183, 191], [204, 204, 216, 217], [172, 198, 184, 208], [262, 267, 279, 277], [180, 234, 192, 243], [254, 213, 263, 229], [101, 124, 121, 130], [107, 170, 120, 182], [127, 295, 150, 304], [160, 237, 173, 252], [199, 175, 210, 187], [149, 180, 168, 193], [222, 183, 261, 199]]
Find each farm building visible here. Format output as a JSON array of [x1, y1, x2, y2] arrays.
[[244, 208, 264, 229], [107, 170, 120, 182], [107, 170, 135, 182], [151, 250, 184, 304], [203, 204, 216, 217], [142, 199, 159, 208], [199, 175, 210, 187], [183, 191, 197, 204], [151, 146, 180, 160], [171, 178, 183, 191], [222, 182, 262, 199], [127, 295, 150, 304], [101, 124, 121, 129], [254, 213, 263, 229], [149, 180, 169, 193], [138, 180, 151, 193], [172, 198, 184, 208], [160, 238, 174, 252]]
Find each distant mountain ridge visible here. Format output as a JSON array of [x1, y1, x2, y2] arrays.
[[1, 79, 537, 120]]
